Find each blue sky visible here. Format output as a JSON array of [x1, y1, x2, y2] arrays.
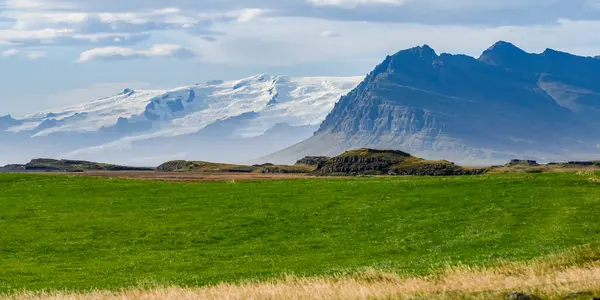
[[1, 0, 600, 116]]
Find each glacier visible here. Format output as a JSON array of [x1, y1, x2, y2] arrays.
[[0, 74, 363, 166]]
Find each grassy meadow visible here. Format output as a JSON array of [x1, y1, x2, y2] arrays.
[[1, 172, 600, 298]]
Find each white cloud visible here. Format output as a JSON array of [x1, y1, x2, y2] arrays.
[[307, 0, 407, 8], [0, 28, 74, 43], [1, 49, 20, 57], [5, 10, 198, 34], [0, 28, 150, 47], [187, 16, 600, 67], [0, 48, 46, 59], [78, 44, 197, 62], [4, 0, 74, 9], [236, 8, 264, 22], [0, 0, 598, 65], [0, 5, 223, 48], [320, 30, 340, 37], [25, 50, 46, 59]]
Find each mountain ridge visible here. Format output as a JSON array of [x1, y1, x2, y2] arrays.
[[0, 74, 363, 166], [262, 41, 600, 165]]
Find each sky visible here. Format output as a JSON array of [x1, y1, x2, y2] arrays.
[[1, 0, 600, 116]]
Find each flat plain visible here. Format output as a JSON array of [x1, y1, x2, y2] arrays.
[[1, 172, 600, 299]]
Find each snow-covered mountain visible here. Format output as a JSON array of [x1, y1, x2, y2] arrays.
[[0, 74, 363, 166]]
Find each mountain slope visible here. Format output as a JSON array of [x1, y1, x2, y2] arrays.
[[0, 75, 362, 166], [263, 42, 600, 164]]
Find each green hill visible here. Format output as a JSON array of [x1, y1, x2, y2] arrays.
[[1, 158, 153, 172], [1, 172, 599, 295], [156, 160, 315, 173]]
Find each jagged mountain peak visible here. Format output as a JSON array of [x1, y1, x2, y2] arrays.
[[479, 41, 530, 65], [394, 44, 438, 59], [485, 41, 524, 52], [365, 45, 441, 82], [121, 88, 135, 96], [541, 48, 576, 58], [265, 43, 600, 165]]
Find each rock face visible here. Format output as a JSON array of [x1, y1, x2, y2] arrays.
[[314, 148, 486, 176], [505, 160, 539, 167], [156, 160, 190, 172], [265, 42, 600, 165], [295, 156, 330, 166]]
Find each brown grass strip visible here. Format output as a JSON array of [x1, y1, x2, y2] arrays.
[[6, 247, 600, 300]]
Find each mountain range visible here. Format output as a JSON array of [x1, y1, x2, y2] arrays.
[[0, 75, 362, 166], [264, 41, 600, 165], [3, 41, 600, 166]]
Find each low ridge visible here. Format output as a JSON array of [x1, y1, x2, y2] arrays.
[[0, 159, 153, 172]]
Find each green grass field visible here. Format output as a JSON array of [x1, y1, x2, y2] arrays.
[[1, 173, 600, 294]]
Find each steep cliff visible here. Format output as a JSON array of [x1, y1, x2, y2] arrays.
[[264, 42, 600, 164]]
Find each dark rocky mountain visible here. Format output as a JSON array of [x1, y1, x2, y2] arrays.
[[264, 42, 600, 164]]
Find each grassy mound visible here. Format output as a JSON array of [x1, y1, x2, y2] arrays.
[[314, 148, 487, 176], [1, 172, 600, 294], [156, 160, 315, 174], [156, 160, 255, 172]]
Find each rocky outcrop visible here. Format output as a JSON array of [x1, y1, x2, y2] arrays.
[[390, 162, 487, 176], [314, 148, 487, 176], [505, 160, 539, 167], [295, 156, 330, 166], [156, 160, 191, 172], [316, 156, 396, 175]]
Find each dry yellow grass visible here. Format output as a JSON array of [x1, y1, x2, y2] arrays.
[[5, 247, 600, 300], [489, 165, 600, 175], [574, 170, 600, 183]]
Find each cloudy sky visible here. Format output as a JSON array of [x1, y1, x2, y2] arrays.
[[1, 0, 600, 116]]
